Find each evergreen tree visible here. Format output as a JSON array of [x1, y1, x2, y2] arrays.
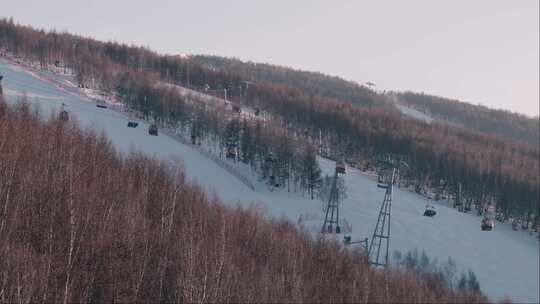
[[303, 147, 322, 200], [467, 271, 481, 293], [240, 119, 253, 164]]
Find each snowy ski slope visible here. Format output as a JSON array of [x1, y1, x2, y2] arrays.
[[1, 59, 538, 303], [395, 103, 434, 124]]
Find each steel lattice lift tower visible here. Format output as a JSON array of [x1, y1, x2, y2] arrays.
[[321, 160, 346, 234], [368, 167, 396, 266]]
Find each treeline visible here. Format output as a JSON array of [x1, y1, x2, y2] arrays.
[[392, 250, 481, 294], [0, 18, 241, 93], [191, 55, 385, 107], [0, 96, 489, 303], [191, 55, 539, 148], [117, 75, 324, 197], [0, 18, 324, 196], [0, 18, 537, 225], [396, 91, 539, 146], [244, 82, 539, 223]]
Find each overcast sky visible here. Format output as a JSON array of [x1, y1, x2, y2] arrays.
[[3, 0, 539, 116]]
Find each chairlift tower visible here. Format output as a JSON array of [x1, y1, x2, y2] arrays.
[[368, 167, 396, 267], [321, 162, 345, 234]]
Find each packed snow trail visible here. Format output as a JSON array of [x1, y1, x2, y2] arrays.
[[1, 59, 538, 303], [395, 103, 434, 124]]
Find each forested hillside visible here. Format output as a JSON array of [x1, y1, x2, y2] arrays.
[[0, 88, 490, 303], [191, 55, 539, 147], [0, 18, 537, 231], [396, 92, 539, 146], [191, 55, 384, 107]]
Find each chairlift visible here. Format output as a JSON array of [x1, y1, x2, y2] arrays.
[[148, 124, 158, 136], [423, 205, 437, 217], [59, 110, 69, 122], [96, 102, 108, 109], [127, 121, 138, 128], [59, 103, 69, 121], [321, 224, 341, 234], [481, 217, 495, 231], [265, 152, 276, 163], [226, 143, 236, 159], [377, 173, 391, 189], [336, 160, 346, 174]]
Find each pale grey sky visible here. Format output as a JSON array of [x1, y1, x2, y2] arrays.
[[3, 0, 539, 116]]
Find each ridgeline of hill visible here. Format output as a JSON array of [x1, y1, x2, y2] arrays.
[[191, 55, 539, 146], [396, 91, 539, 146], [191, 55, 385, 107]]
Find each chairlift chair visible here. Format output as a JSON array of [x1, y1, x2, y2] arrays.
[[59, 110, 69, 122], [265, 152, 276, 163], [377, 172, 391, 188], [336, 161, 346, 174], [148, 124, 158, 136], [481, 218, 495, 231], [226, 144, 236, 159], [322, 224, 341, 234], [58, 103, 69, 121], [423, 205, 437, 217], [96, 102, 108, 109]]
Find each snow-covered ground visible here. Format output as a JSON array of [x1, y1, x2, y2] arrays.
[[387, 93, 434, 124], [395, 103, 434, 124], [1, 59, 538, 303]]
